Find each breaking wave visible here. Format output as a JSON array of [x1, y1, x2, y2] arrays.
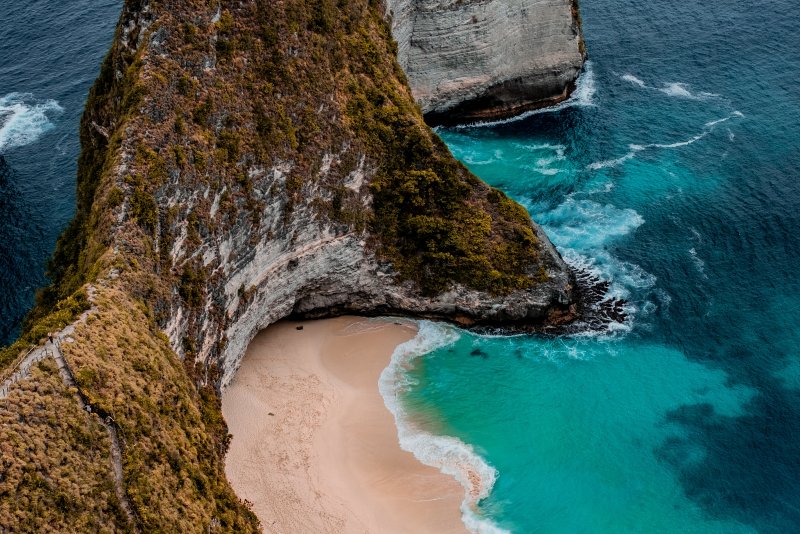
[[532, 196, 656, 332], [453, 61, 597, 129], [586, 111, 744, 170], [0, 93, 63, 152], [620, 74, 720, 100], [379, 321, 510, 534]]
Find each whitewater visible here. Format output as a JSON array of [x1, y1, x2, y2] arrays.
[[386, 0, 800, 531], [2, 0, 800, 532]]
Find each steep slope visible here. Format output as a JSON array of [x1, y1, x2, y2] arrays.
[[0, 0, 575, 531], [385, 0, 586, 123]]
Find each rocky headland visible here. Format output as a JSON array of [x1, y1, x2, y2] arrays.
[[385, 0, 586, 124], [0, 0, 584, 531]]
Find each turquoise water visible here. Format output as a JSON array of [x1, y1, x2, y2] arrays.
[[397, 1, 800, 532], [2, 1, 799, 531]]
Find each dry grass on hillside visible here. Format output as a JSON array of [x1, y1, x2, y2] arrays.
[[0, 358, 125, 533]]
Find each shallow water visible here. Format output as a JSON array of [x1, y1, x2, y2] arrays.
[[397, 1, 800, 532], [2, 1, 799, 531], [0, 0, 121, 344]]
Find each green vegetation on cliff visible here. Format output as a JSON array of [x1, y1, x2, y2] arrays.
[[1, 0, 553, 531], [41, 0, 544, 304]]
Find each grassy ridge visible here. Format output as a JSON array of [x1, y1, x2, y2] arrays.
[[1, 0, 551, 530]]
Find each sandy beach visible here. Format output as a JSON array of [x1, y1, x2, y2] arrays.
[[222, 317, 467, 533]]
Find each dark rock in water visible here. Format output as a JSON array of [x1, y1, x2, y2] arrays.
[[0, 156, 9, 181], [470, 348, 489, 359], [471, 264, 628, 338], [549, 265, 628, 334], [296, 325, 304, 331]]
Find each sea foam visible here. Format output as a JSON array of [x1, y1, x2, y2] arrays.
[[586, 111, 744, 171], [535, 197, 655, 333], [379, 321, 509, 534], [660, 82, 695, 98], [619, 73, 720, 100], [0, 93, 63, 152], [621, 73, 647, 88]]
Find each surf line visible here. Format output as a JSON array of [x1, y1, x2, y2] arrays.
[[379, 321, 510, 534], [586, 111, 744, 171], [444, 61, 598, 131]]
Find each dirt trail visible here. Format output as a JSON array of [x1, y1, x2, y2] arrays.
[[0, 286, 141, 532]]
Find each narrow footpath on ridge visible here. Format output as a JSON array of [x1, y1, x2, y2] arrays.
[[0, 286, 142, 532]]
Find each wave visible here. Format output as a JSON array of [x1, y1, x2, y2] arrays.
[[649, 133, 706, 149], [533, 197, 655, 332], [0, 93, 63, 153], [379, 321, 509, 534], [586, 111, 744, 170], [619, 74, 720, 100], [688, 247, 708, 279], [705, 111, 743, 127], [451, 61, 597, 129], [515, 143, 568, 175], [586, 149, 640, 170], [462, 153, 498, 166], [517, 142, 567, 153], [660, 83, 720, 100], [620, 73, 646, 88], [538, 197, 645, 250], [660, 82, 695, 98]]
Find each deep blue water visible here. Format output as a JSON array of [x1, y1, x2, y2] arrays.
[[0, 0, 121, 344], [394, 1, 800, 532], [2, 1, 800, 532]]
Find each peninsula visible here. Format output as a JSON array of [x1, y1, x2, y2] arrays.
[[0, 0, 584, 531]]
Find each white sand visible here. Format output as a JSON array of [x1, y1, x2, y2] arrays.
[[222, 317, 467, 533]]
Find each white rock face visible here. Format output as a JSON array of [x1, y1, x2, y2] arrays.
[[162, 157, 573, 386], [104, 0, 577, 387], [385, 0, 585, 122]]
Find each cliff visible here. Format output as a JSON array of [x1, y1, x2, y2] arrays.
[[385, 0, 586, 123], [0, 0, 575, 531]]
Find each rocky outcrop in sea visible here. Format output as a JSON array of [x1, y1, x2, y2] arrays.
[[385, 0, 586, 123], [0, 0, 584, 530]]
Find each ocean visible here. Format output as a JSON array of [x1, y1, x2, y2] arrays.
[[385, 1, 800, 532], [2, 0, 799, 532], [0, 0, 121, 344]]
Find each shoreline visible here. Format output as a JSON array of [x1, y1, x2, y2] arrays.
[[222, 317, 467, 533]]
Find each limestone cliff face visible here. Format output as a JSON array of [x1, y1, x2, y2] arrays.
[[0, 0, 580, 530], [180, 207, 572, 386], [68, 0, 575, 386], [385, 0, 585, 123]]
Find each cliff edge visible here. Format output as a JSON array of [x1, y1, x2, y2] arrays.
[[0, 0, 576, 531], [386, 0, 586, 124]]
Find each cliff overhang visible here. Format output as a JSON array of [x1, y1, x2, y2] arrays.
[[0, 0, 585, 530]]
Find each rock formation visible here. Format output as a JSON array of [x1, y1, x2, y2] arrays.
[[385, 0, 586, 123], [64, 0, 574, 388], [0, 0, 578, 530]]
